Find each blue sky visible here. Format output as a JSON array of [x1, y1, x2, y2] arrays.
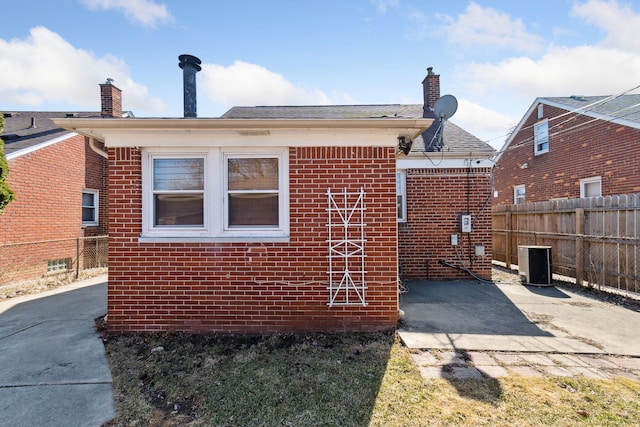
[[2, 0, 640, 148]]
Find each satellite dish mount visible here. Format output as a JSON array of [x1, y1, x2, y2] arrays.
[[433, 94, 458, 122]]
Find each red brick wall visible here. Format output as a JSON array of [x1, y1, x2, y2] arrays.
[[0, 136, 108, 284], [106, 146, 399, 334], [494, 104, 640, 205], [398, 167, 493, 280]]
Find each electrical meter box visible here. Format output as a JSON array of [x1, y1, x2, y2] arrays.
[[460, 215, 472, 233]]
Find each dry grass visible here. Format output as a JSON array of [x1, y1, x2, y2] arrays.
[[103, 331, 640, 427]]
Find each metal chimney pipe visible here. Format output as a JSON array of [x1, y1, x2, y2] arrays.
[[178, 54, 202, 118]]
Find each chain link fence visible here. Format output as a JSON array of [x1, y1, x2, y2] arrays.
[[0, 236, 108, 291]]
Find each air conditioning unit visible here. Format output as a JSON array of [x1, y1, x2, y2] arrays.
[[518, 246, 552, 286]]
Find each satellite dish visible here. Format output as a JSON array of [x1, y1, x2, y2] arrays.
[[434, 95, 458, 120]]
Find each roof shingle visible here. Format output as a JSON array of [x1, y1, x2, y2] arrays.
[[223, 104, 494, 154]]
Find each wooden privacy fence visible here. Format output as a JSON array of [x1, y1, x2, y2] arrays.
[[492, 194, 640, 296]]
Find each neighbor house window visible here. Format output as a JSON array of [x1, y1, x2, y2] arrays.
[[47, 258, 71, 273], [82, 189, 99, 226], [514, 185, 526, 204], [396, 170, 407, 222], [580, 176, 602, 198], [142, 148, 288, 240], [534, 120, 549, 155]]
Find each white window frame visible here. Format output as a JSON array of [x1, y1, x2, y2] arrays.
[[396, 170, 407, 223], [534, 120, 549, 155], [82, 189, 99, 227], [514, 184, 526, 205], [141, 147, 289, 242], [142, 150, 210, 238], [580, 176, 602, 198], [222, 150, 289, 237]]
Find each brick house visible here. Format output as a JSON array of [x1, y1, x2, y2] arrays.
[[54, 62, 494, 334], [494, 95, 640, 206], [223, 68, 495, 281], [0, 82, 119, 285]]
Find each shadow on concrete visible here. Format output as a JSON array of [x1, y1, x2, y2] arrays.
[[523, 284, 571, 299], [399, 280, 552, 337]]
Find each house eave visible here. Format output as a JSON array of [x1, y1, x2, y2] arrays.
[[52, 117, 433, 148]]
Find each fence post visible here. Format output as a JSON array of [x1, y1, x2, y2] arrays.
[[76, 238, 80, 279], [505, 210, 512, 269], [575, 207, 584, 286]]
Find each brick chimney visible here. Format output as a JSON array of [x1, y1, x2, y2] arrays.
[[100, 78, 122, 118], [422, 67, 440, 118]]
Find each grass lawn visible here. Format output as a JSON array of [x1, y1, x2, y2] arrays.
[[102, 331, 640, 426]]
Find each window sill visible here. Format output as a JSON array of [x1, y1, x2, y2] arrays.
[[138, 235, 290, 244]]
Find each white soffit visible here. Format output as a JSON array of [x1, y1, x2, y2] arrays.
[[52, 118, 432, 148]]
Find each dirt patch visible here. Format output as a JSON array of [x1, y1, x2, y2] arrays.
[[102, 331, 395, 426], [0, 268, 107, 300]]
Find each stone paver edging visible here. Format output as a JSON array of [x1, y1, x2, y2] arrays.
[[410, 349, 640, 381]]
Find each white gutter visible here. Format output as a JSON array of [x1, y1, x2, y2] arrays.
[[89, 137, 108, 159], [6, 132, 77, 161]]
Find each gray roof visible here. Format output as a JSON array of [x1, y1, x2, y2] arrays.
[[223, 104, 494, 154], [1, 111, 98, 156], [543, 94, 640, 126]]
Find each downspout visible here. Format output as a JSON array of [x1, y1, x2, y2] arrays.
[[89, 137, 108, 159]]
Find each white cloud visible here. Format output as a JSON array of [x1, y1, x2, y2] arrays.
[[454, 99, 517, 149], [437, 2, 544, 54], [200, 60, 333, 107], [460, 45, 640, 100], [447, 0, 640, 149], [572, 0, 640, 53], [80, 0, 173, 28], [0, 27, 166, 114], [371, 0, 399, 14]]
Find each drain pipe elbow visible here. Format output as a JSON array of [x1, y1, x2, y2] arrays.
[[89, 137, 108, 159]]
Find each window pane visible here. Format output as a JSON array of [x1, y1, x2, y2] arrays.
[[82, 207, 95, 222], [155, 194, 204, 226], [154, 158, 204, 191], [515, 186, 525, 204], [584, 181, 601, 197], [535, 122, 549, 153], [228, 193, 278, 226], [397, 195, 403, 219], [228, 158, 278, 190], [82, 192, 95, 207]]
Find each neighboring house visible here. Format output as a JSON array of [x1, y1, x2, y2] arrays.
[[494, 95, 640, 206], [0, 82, 119, 285], [54, 60, 494, 334]]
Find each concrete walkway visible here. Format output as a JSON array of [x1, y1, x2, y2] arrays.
[[0, 276, 115, 427], [398, 277, 640, 380]]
